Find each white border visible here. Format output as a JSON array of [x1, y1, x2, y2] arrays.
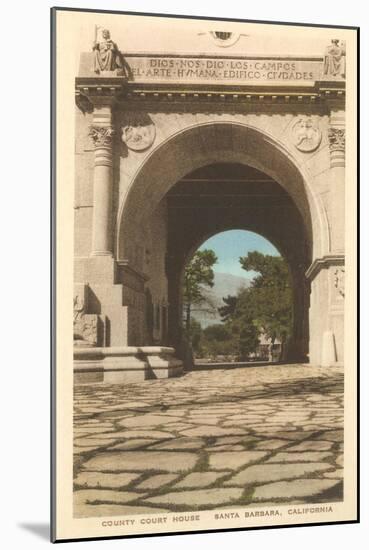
[[1, 0, 366, 548]]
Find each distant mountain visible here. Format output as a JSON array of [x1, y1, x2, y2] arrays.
[[192, 272, 251, 328], [212, 272, 250, 300]]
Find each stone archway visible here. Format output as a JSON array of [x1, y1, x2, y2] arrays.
[[116, 122, 326, 364], [164, 162, 311, 364]]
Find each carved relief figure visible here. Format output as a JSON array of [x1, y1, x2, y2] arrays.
[[121, 123, 156, 151], [334, 268, 345, 298], [323, 39, 346, 78], [73, 290, 99, 347], [292, 118, 322, 152], [73, 293, 85, 322], [93, 28, 123, 73], [81, 316, 98, 346]]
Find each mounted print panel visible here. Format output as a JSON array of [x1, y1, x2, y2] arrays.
[[51, 7, 358, 542]]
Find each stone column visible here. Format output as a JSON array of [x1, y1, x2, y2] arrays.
[[89, 106, 114, 257], [328, 108, 345, 253]]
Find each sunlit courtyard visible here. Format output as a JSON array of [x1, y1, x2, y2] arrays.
[[74, 364, 343, 518]]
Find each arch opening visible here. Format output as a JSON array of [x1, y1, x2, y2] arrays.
[[164, 164, 311, 365], [121, 161, 311, 362], [181, 229, 295, 365]]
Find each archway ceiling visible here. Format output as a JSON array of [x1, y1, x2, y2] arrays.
[[166, 163, 310, 270]]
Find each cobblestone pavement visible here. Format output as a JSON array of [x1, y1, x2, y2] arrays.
[[73, 364, 344, 518]]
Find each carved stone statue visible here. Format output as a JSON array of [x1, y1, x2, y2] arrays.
[[323, 39, 346, 78], [93, 28, 123, 73]]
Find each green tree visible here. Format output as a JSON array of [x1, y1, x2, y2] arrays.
[[203, 323, 230, 341], [218, 294, 238, 322], [182, 249, 218, 337], [235, 322, 260, 360], [217, 251, 293, 360], [202, 323, 234, 359], [239, 251, 293, 354], [226, 289, 260, 359]]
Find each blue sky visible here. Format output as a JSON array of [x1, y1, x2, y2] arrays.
[[199, 230, 280, 280]]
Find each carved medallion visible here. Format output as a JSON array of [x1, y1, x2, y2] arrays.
[[121, 124, 156, 151], [291, 117, 322, 152]]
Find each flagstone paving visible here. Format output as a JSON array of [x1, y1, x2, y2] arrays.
[[74, 364, 344, 518]]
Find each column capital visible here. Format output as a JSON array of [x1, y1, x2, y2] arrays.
[[89, 106, 114, 167], [328, 108, 345, 167], [89, 125, 115, 148], [328, 127, 345, 153], [328, 127, 345, 167]]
